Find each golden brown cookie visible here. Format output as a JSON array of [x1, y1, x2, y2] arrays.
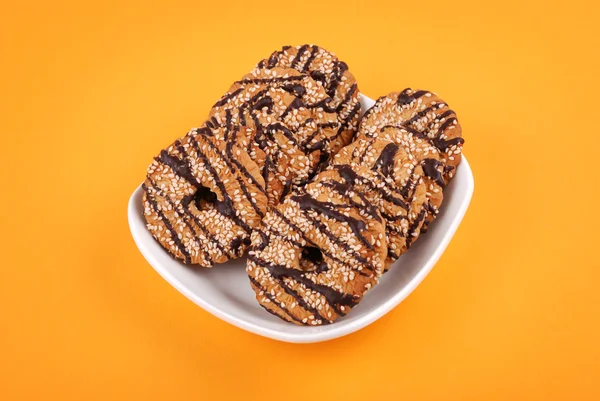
[[256, 45, 361, 153], [142, 128, 267, 266], [246, 177, 387, 325], [356, 89, 464, 230], [207, 67, 340, 206]]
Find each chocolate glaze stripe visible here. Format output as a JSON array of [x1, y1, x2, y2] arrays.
[[248, 275, 304, 324], [187, 135, 253, 234], [181, 196, 230, 257], [396, 88, 418, 107], [157, 149, 201, 189], [281, 83, 306, 98], [157, 143, 241, 257], [380, 211, 408, 225], [429, 110, 456, 132], [404, 105, 439, 124], [232, 89, 271, 128], [257, 301, 294, 323], [325, 59, 343, 98], [266, 123, 300, 147], [333, 102, 361, 140], [290, 44, 309, 69], [302, 45, 319, 73], [333, 164, 407, 209], [273, 265, 356, 317], [372, 142, 399, 178], [336, 83, 357, 113], [278, 98, 304, 120], [379, 120, 463, 155], [223, 125, 266, 195], [194, 125, 267, 197], [412, 90, 429, 99], [261, 50, 280, 69], [399, 167, 418, 198], [307, 98, 336, 113], [213, 87, 244, 108], [225, 109, 232, 130], [277, 276, 329, 323], [147, 178, 213, 266], [421, 158, 445, 188], [434, 136, 465, 152], [142, 183, 191, 264], [300, 121, 341, 149], [388, 248, 400, 260], [199, 137, 264, 218], [320, 180, 381, 222], [271, 208, 366, 273], [202, 136, 265, 218], [355, 138, 377, 165], [302, 213, 374, 273], [269, 209, 364, 272], [249, 255, 355, 316], [199, 133, 266, 215], [234, 75, 305, 86], [405, 208, 427, 248], [292, 193, 374, 250]]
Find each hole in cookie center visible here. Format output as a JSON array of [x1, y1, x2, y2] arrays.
[[194, 186, 217, 210], [300, 247, 328, 273]]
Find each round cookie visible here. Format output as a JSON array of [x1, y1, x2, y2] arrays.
[[256, 45, 361, 153], [246, 176, 387, 325], [207, 67, 340, 206], [143, 129, 267, 266], [357, 89, 464, 230]]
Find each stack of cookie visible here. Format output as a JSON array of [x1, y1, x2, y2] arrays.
[[141, 45, 464, 326]]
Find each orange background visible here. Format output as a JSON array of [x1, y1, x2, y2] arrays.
[[2, 0, 599, 400]]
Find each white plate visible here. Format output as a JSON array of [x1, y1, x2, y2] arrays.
[[128, 94, 474, 343]]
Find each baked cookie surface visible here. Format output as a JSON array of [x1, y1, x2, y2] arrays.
[[246, 175, 387, 325], [256, 45, 360, 153], [143, 129, 267, 266]]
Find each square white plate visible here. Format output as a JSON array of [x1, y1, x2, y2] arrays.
[[128, 94, 474, 343]]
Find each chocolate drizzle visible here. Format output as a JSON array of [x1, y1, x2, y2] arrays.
[[372, 143, 399, 178], [290, 44, 309, 69], [270, 209, 365, 271], [281, 83, 306, 98], [406, 208, 427, 248], [248, 275, 303, 324], [291, 193, 376, 252], [321, 180, 381, 222], [421, 158, 445, 188], [333, 164, 407, 209], [213, 87, 244, 107], [158, 150, 200, 189], [302, 46, 319, 72], [188, 136, 253, 233], [142, 183, 192, 264], [397, 88, 416, 107], [249, 254, 357, 318]]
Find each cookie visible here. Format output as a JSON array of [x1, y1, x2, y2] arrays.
[[356, 89, 464, 229], [246, 176, 387, 325], [256, 45, 361, 153], [207, 67, 340, 206], [332, 138, 433, 257], [142, 129, 268, 266]]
